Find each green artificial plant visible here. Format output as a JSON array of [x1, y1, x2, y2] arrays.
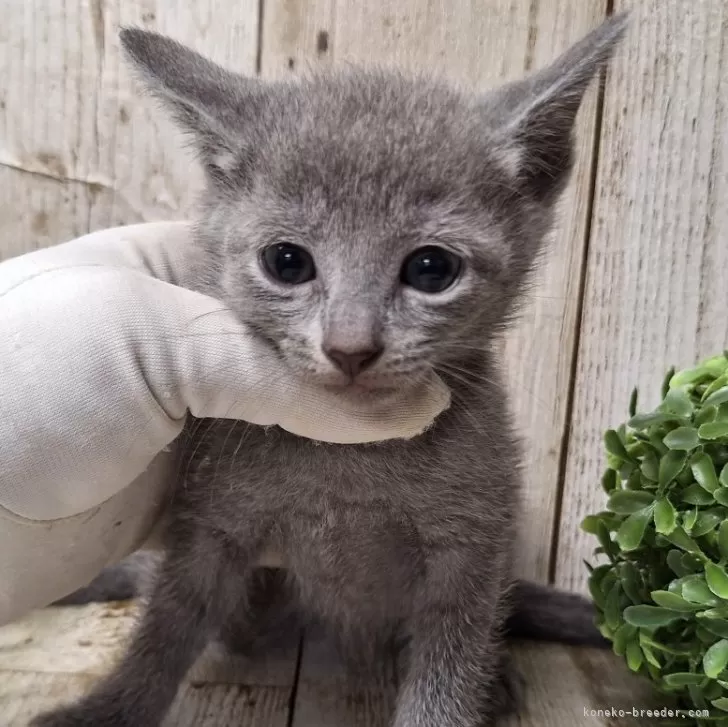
[[583, 352, 728, 725]]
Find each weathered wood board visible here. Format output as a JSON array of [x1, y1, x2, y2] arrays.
[[0, 604, 663, 727], [0, 603, 299, 727], [555, 0, 728, 592], [0, 0, 259, 260]]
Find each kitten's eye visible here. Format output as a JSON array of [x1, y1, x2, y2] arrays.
[[261, 243, 316, 285], [400, 246, 462, 293]]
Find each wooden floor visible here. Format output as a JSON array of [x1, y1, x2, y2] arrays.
[[0, 602, 664, 727]]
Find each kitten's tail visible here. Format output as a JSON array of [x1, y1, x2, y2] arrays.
[[51, 551, 159, 606], [504, 579, 608, 648]]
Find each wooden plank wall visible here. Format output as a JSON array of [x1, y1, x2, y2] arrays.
[[555, 0, 728, 592], [0, 0, 725, 597]]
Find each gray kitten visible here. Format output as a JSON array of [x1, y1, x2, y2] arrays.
[[35, 14, 626, 727]]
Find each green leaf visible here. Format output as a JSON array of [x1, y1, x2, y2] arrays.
[[691, 510, 724, 537], [588, 575, 607, 609], [692, 452, 720, 492], [715, 487, 728, 507], [625, 468, 643, 491], [596, 521, 618, 561], [706, 563, 728, 599], [623, 605, 684, 628], [695, 404, 718, 427], [705, 355, 728, 376], [663, 672, 708, 687], [641, 643, 661, 667], [704, 387, 728, 409], [711, 697, 728, 713], [664, 427, 701, 450], [650, 590, 704, 612], [719, 521, 728, 561], [625, 640, 643, 671], [607, 490, 655, 514], [616, 507, 653, 551], [667, 549, 691, 576], [683, 578, 722, 606], [640, 632, 692, 655], [697, 624, 721, 643], [720, 464, 728, 488], [688, 684, 709, 710], [659, 450, 688, 487], [598, 622, 613, 640], [697, 607, 728, 620], [629, 387, 638, 418], [653, 498, 677, 535], [681, 483, 716, 506], [604, 429, 632, 461], [605, 581, 623, 630], [580, 515, 602, 535], [649, 431, 669, 456], [700, 421, 728, 440], [671, 365, 708, 388], [683, 553, 705, 573], [662, 388, 695, 416], [611, 623, 631, 655], [619, 562, 644, 604], [601, 468, 619, 494], [683, 507, 699, 532], [663, 527, 703, 554], [640, 451, 659, 482], [629, 411, 688, 430], [705, 680, 725, 701], [701, 619, 728, 639], [705, 640, 728, 678]]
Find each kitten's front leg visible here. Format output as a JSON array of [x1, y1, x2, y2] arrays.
[[394, 549, 509, 727], [32, 528, 256, 727]]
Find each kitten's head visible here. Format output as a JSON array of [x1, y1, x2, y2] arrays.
[[121, 17, 625, 397]]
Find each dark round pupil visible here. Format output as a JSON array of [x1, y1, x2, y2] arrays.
[[402, 247, 461, 293], [263, 244, 315, 285]]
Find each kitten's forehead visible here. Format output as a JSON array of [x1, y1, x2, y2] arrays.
[[258, 70, 514, 208]]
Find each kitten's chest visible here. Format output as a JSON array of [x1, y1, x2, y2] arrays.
[[184, 421, 429, 590], [281, 490, 425, 616]]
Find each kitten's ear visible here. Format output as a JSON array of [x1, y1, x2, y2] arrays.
[[487, 13, 628, 201], [119, 28, 262, 189]]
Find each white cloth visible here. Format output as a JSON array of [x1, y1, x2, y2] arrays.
[[0, 222, 450, 625]]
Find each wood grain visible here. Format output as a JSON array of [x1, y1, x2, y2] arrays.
[[0, 606, 663, 727], [0, 604, 298, 726], [290, 627, 398, 727], [503, 641, 665, 727], [261, 0, 609, 583], [0, 0, 259, 261], [555, 0, 728, 592]]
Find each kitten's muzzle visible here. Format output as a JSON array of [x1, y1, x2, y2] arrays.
[[323, 344, 384, 379]]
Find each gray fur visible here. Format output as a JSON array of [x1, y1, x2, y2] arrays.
[[34, 14, 625, 727]]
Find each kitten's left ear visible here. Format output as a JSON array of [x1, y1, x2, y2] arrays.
[[119, 28, 265, 190], [486, 13, 628, 201]]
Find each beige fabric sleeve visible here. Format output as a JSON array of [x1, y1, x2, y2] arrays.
[[0, 222, 449, 625]]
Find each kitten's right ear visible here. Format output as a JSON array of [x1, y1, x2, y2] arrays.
[[485, 13, 628, 202], [119, 28, 261, 189]]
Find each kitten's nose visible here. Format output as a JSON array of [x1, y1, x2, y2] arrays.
[[324, 346, 383, 379]]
